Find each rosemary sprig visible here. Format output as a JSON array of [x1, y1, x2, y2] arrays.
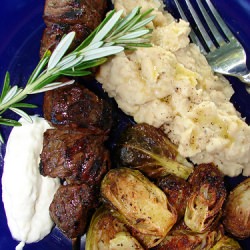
[[0, 7, 155, 143]]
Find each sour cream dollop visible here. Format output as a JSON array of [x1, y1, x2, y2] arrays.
[[2, 116, 60, 249]]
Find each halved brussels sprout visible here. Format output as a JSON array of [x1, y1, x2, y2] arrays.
[[101, 167, 177, 248], [157, 174, 192, 220], [115, 123, 193, 180], [154, 229, 219, 250], [184, 164, 226, 233], [222, 178, 250, 239], [86, 206, 144, 250], [109, 232, 144, 250], [211, 236, 242, 250]]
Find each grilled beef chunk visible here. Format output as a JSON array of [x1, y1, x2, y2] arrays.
[[43, 0, 106, 28], [40, 128, 110, 185], [40, 0, 107, 56], [43, 82, 113, 132], [50, 183, 98, 238], [40, 23, 91, 57]]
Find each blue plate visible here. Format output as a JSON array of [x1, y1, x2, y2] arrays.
[[0, 0, 249, 249]]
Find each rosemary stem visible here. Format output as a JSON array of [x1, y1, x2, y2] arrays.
[[0, 69, 57, 112], [0, 89, 28, 112]]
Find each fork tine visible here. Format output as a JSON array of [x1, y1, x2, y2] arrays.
[[184, 0, 216, 52], [206, 0, 234, 39], [196, 0, 225, 46], [172, 0, 206, 54]]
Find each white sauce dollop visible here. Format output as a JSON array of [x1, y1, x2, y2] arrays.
[[2, 116, 60, 249]]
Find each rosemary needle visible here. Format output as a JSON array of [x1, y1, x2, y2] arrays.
[[0, 7, 155, 143]]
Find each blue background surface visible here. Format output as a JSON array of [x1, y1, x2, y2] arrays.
[[0, 0, 249, 249]]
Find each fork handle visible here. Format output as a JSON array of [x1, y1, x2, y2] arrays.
[[239, 72, 250, 85]]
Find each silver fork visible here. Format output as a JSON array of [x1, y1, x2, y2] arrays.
[[172, 0, 250, 90]]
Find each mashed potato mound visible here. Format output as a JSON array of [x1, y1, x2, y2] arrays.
[[98, 0, 250, 176]]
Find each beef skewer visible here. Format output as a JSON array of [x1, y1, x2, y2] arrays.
[[39, 0, 110, 247], [40, 82, 112, 241], [72, 237, 81, 250]]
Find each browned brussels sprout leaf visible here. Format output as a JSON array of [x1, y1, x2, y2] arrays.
[[101, 167, 177, 248], [86, 206, 144, 250], [222, 178, 250, 239], [115, 123, 193, 180], [154, 229, 220, 250], [211, 236, 242, 250], [110, 232, 144, 250], [184, 164, 226, 233], [157, 174, 192, 220]]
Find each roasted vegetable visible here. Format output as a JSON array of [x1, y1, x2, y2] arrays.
[[157, 174, 191, 220], [211, 236, 242, 250], [222, 178, 250, 239], [153, 224, 240, 250], [154, 229, 220, 250], [184, 164, 226, 233], [86, 206, 144, 250], [101, 167, 177, 248], [115, 123, 193, 180]]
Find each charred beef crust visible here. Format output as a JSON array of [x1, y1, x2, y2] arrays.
[[40, 128, 110, 185], [43, 83, 113, 132], [49, 183, 98, 238], [40, 0, 107, 56], [40, 23, 91, 57], [44, 0, 104, 29], [44, 0, 107, 23]]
